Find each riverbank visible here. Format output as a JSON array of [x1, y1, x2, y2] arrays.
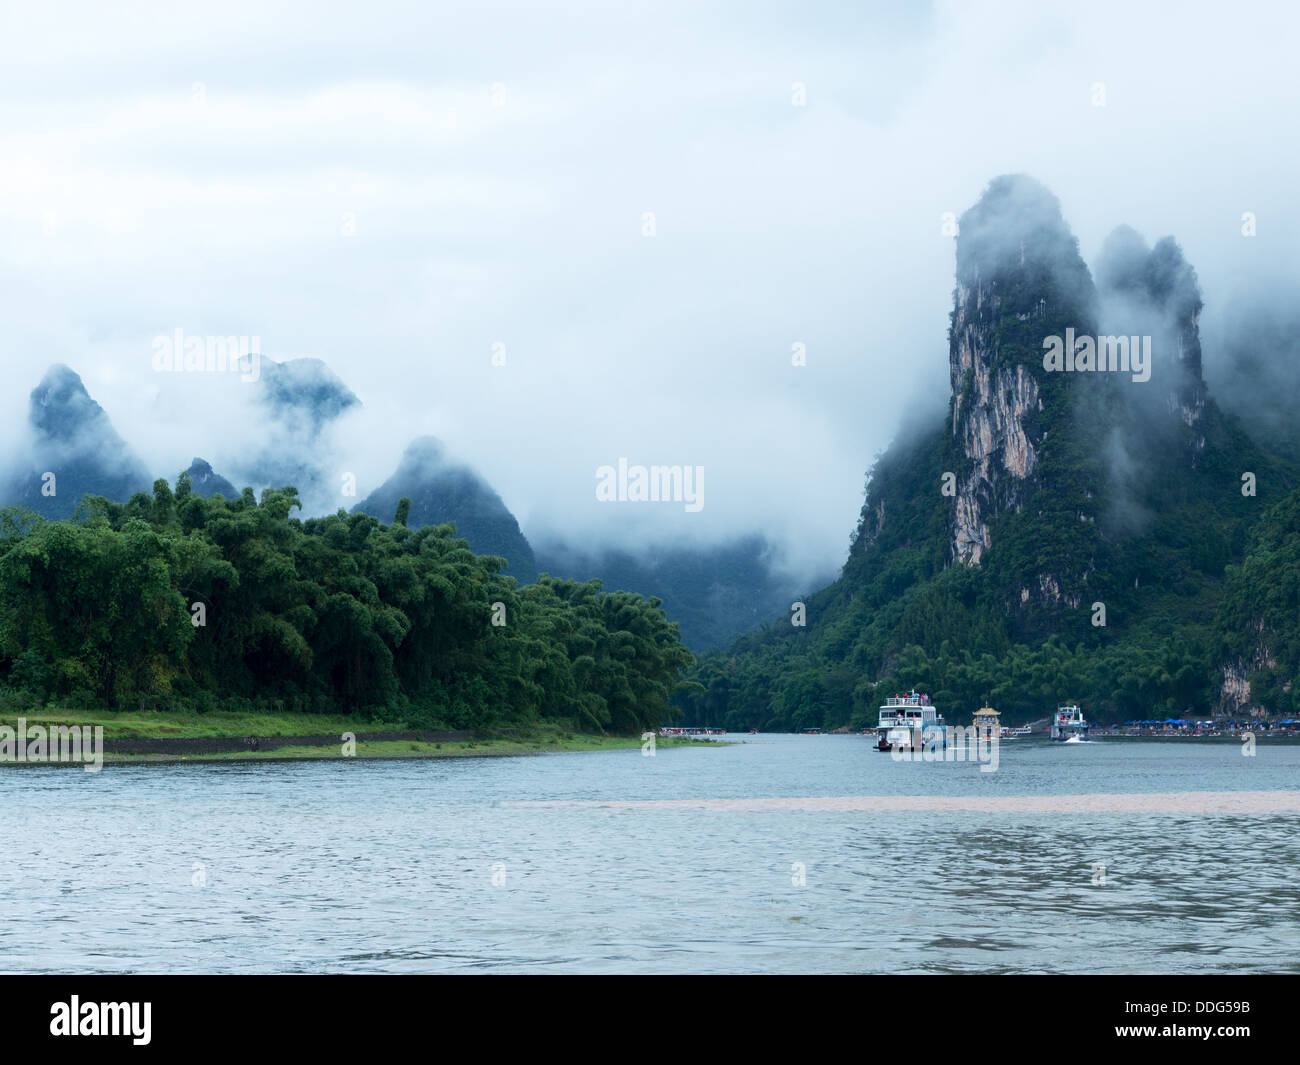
[[0, 710, 718, 764]]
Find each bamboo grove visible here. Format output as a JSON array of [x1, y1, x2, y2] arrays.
[[0, 474, 695, 732]]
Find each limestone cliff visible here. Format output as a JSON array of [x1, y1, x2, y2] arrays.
[[945, 175, 1097, 571]]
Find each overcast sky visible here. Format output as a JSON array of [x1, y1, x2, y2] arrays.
[[1, 0, 1296, 582]]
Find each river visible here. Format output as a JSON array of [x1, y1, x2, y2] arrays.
[[3, 734, 1297, 973]]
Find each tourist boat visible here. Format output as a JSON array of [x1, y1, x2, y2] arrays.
[[875, 690, 944, 752], [1000, 724, 1032, 738], [658, 726, 726, 739], [1050, 705, 1089, 742]]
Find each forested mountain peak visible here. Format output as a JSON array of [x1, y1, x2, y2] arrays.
[[184, 458, 238, 499], [4, 365, 152, 519], [256, 356, 360, 436], [953, 174, 1092, 299], [354, 436, 538, 585], [682, 176, 1296, 731], [31, 363, 121, 444], [399, 435, 448, 465]]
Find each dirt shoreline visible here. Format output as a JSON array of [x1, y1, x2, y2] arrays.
[[103, 729, 481, 756]]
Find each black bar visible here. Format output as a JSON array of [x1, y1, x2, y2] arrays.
[[2, 974, 1292, 1052]]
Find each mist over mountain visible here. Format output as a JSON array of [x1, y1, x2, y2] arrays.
[[3, 365, 152, 519], [0, 357, 807, 650], [535, 534, 822, 652], [183, 457, 237, 499], [256, 356, 360, 437], [0, 357, 361, 522], [681, 175, 1298, 731], [218, 356, 362, 514], [4, 2, 1300, 989], [4, 1, 1300, 604], [1204, 288, 1300, 466], [353, 436, 539, 585]]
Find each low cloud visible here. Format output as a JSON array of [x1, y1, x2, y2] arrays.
[[1, 0, 1296, 575]]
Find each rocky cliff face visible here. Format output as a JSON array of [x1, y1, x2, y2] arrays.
[[945, 175, 1096, 568], [949, 301, 1042, 563], [1211, 486, 1300, 718], [943, 178, 1218, 620], [714, 174, 1293, 726], [1219, 646, 1272, 717]]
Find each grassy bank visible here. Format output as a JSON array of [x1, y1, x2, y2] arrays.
[[0, 707, 405, 740], [0, 709, 723, 764], [102, 732, 715, 764]]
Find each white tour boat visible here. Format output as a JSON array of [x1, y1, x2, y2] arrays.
[[875, 690, 944, 752], [1050, 705, 1089, 742]]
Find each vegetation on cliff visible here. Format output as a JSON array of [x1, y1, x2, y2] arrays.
[[678, 177, 1297, 731]]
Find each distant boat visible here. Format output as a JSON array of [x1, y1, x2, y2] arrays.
[[659, 726, 726, 739], [1050, 705, 1089, 742], [975, 706, 1032, 739]]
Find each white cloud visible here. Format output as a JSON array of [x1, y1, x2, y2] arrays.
[[0, 0, 1295, 582]]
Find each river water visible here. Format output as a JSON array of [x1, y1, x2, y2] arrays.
[[3, 734, 1297, 973]]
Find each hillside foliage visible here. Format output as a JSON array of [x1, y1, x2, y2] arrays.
[[0, 475, 693, 733]]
